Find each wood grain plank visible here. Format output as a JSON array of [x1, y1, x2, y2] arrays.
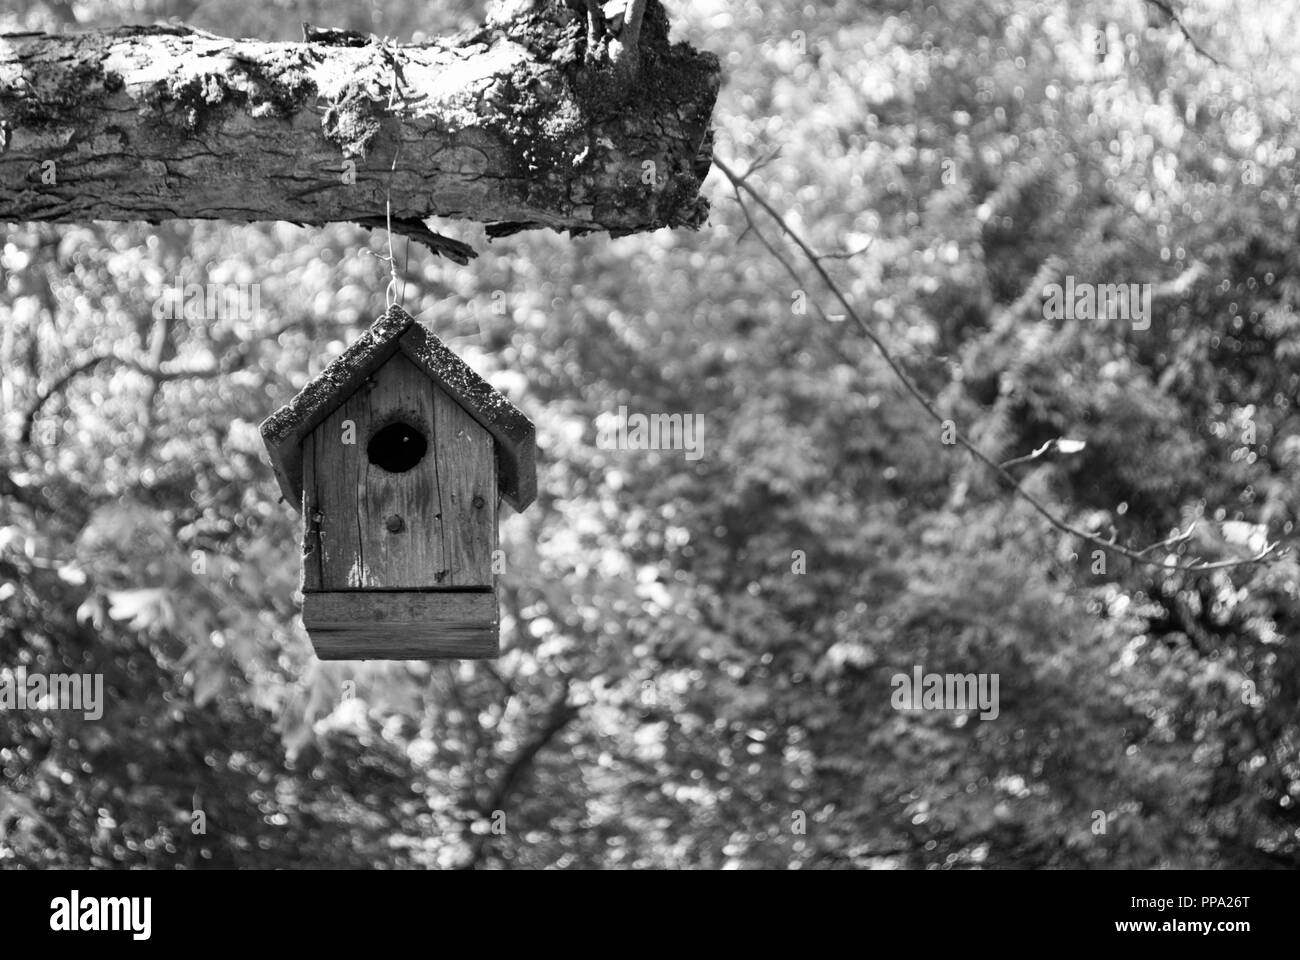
[[356, 353, 444, 588], [431, 383, 497, 585], [303, 590, 499, 659], [300, 431, 323, 592], [313, 380, 369, 588]]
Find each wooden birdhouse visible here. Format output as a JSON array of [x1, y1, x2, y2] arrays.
[[260, 304, 536, 660]]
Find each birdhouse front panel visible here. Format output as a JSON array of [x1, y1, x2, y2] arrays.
[[300, 351, 498, 591]]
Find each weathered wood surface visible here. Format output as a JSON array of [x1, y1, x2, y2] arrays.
[[0, 1, 720, 243], [302, 352, 497, 590], [303, 589, 499, 659]]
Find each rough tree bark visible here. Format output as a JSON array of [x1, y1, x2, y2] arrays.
[[0, 0, 719, 257]]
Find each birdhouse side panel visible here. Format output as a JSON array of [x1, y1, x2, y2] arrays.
[[305, 352, 496, 590]]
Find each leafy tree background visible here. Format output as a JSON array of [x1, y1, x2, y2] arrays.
[[1, 0, 1298, 868]]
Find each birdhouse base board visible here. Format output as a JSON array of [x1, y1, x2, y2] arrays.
[[302, 590, 499, 660]]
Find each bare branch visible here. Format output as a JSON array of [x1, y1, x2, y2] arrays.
[[1143, 0, 1224, 67], [20, 355, 110, 445], [21, 319, 304, 447], [815, 239, 873, 262], [457, 678, 579, 870], [1132, 521, 1198, 558]]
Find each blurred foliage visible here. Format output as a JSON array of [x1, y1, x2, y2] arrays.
[[1, 0, 1298, 868]]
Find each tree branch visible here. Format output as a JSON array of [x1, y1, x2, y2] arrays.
[[21, 318, 303, 446], [0, 5, 719, 241], [458, 679, 580, 870]]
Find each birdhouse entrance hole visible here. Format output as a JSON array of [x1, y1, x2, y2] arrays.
[[367, 421, 428, 473]]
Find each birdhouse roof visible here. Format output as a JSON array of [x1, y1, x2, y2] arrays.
[[260, 304, 537, 512]]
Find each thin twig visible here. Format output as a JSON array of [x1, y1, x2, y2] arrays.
[[999, 440, 1056, 470], [1143, 0, 1224, 67], [1132, 521, 1198, 558], [815, 240, 873, 262], [457, 678, 579, 870]]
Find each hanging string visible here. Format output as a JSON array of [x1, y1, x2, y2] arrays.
[[384, 141, 400, 310], [384, 35, 402, 311], [364, 35, 402, 312], [364, 37, 422, 315], [401, 224, 410, 307]]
